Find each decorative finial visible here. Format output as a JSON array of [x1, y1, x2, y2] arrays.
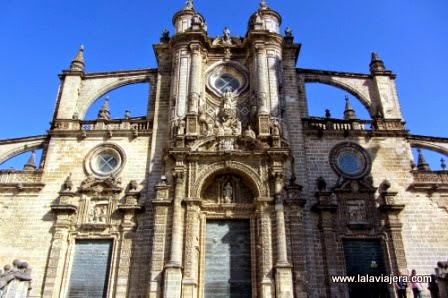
[[285, 27, 293, 37], [343, 95, 357, 120], [70, 45, 85, 72], [416, 149, 431, 171], [124, 110, 131, 119], [185, 0, 194, 9], [370, 51, 386, 72], [98, 97, 110, 120], [325, 109, 331, 118], [441, 158, 446, 170], [260, 0, 268, 9], [23, 151, 36, 171]]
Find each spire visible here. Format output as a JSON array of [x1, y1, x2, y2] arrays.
[[416, 149, 431, 171], [70, 45, 85, 72], [23, 151, 36, 171], [98, 97, 110, 120], [343, 95, 357, 120], [369, 51, 386, 73]]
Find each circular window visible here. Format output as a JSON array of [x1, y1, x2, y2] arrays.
[[330, 143, 371, 179], [206, 62, 249, 97], [214, 74, 241, 93], [85, 144, 125, 178], [93, 151, 120, 175]]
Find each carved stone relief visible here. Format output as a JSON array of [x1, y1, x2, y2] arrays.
[[347, 200, 368, 224]]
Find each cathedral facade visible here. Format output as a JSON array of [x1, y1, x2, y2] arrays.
[[0, 1, 447, 297]]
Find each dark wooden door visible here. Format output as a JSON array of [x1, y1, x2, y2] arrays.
[[343, 239, 389, 298], [204, 220, 251, 298]]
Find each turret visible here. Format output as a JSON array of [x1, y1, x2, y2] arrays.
[[172, 0, 206, 34], [247, 0, 284, 136], [247, 0, 282, 34]]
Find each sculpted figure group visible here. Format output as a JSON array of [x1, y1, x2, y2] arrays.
[[0, 260, 32, 298]]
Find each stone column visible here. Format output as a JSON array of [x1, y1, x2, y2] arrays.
[[42, 227, 70, 298], [255, 44, 271, 136], [314, 190, 341, 298], [116, 189, 142, 297], [255, 44, 269, 115], [181, 199, 201, 298], [257, 201, 274, 298], [43, 192, 76, 298], [186, 44, 202, 136], [378, 189, 406, 297], [148, 201, 170, 298], [273, 174, 294, 298], [188, 44, 202, 114], [285, 181, 307, 298], [115, 228, 134, 297], [164, 171, 185, 298]]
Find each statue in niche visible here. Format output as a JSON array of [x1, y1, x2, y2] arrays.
[[223, 181, 233, 203], [222, 88, 234, 110], [177, 119, 186, 136]]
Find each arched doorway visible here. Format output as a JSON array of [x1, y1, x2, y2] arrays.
[[196, 170, 259, 298]]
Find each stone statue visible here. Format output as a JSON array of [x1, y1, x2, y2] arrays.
[[223, 27, 231, 42], [0, 260, 32, 298], [271, 118, 282, 136], [222, 88, 234, 110], [285, 27, 293, 37], [160, 29, 170, 43], [177, 119, 186, 135], [223, 181, 233, 203], [213, 88, 242, 136], [244, 125, 256, 139]]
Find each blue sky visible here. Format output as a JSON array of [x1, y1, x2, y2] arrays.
[[0, 0, 447, 169]]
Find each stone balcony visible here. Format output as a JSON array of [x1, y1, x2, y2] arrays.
[[303, 117, 371, 131], [51, 118, 152, 138], [302, 117, 406, 137], [0, 169, 45, 192]]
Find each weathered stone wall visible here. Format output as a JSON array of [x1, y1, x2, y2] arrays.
[[0, 136, 151, 297]]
